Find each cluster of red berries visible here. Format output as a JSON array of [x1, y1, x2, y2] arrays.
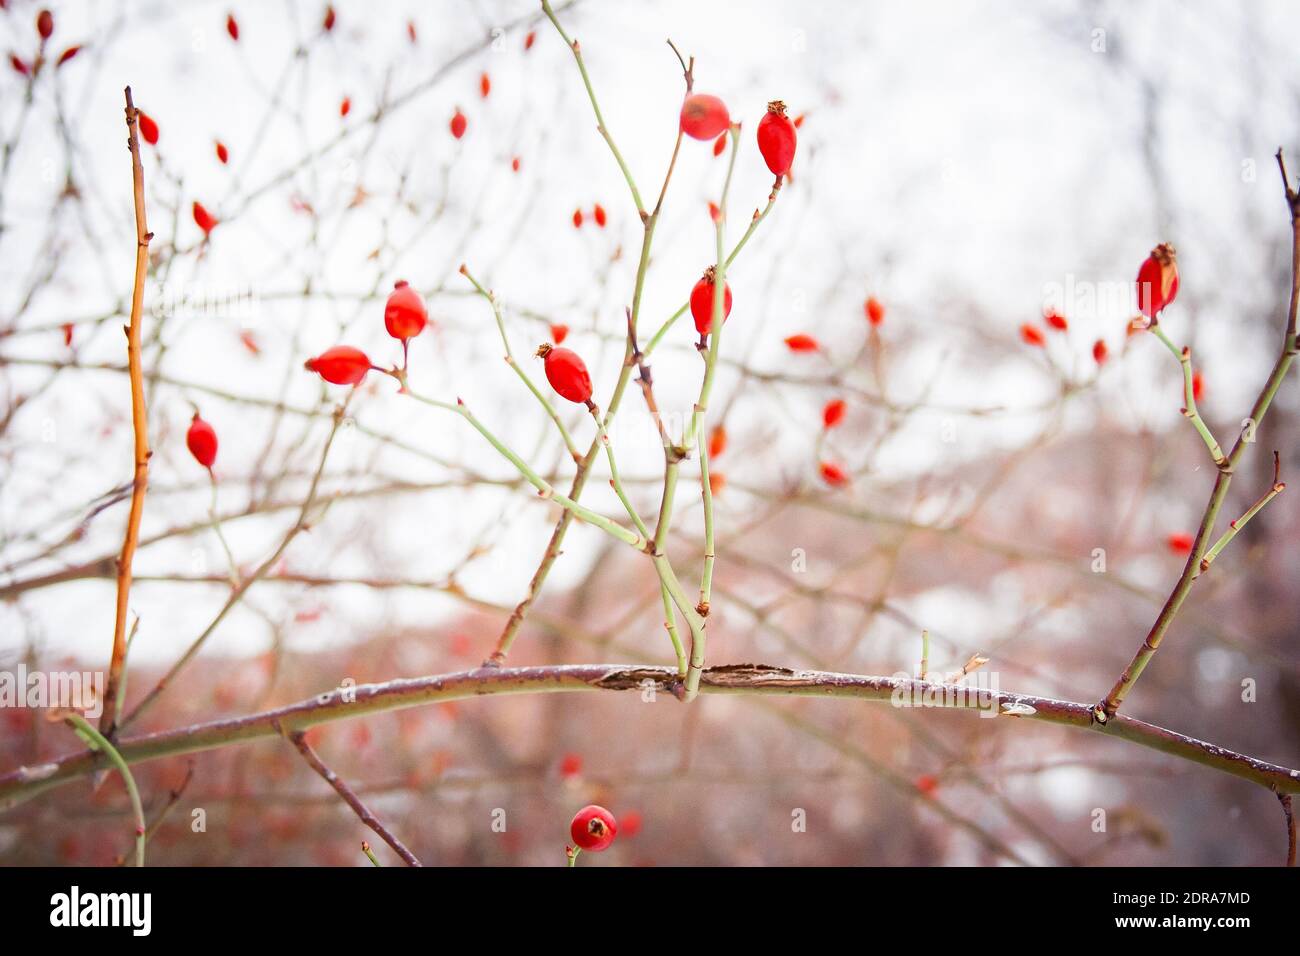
[[572, 204, 607, 229], [304, 280, 429, 386], [10, 9, 82, 75], [679, 94, 798, 179], [1023, 244, 1182, 369]]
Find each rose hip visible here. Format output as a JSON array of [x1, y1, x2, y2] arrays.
[[1019, 324, 1045, 347], [549, 323, 569, 345], [192, 201, 218, 237], [450, 108, 467, 139], [680, 93, 730, 141], [822, 398, 846, 429], [1045, 310, 1068, 331], [1136, 243, 1178, 319], [784, 334, 819, 353], [756, 100, 796, 176], [305, 346, 372, 385], [1092, 339, 1108, 365], [690, 267, 732, 336], [865, 296, 885, 327], [37, 9, 54, 40], [569, 805, 617, 852], [537, 343, 593, 405], [226, 13, 239, 41], [384, 280, 428, 342], [138, 111, 159, 146], [819, 461, 849, 487], [186, 413, 218, 469]]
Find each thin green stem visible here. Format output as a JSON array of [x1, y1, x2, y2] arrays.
[[405, 390, 646, 549], [1199, 456, 1286, 574], [461, 264, 581, 462], [1151, 324, 1227, 467], [588, 404, 651, 541], [208, 469, 239, 586], [362, 842, 382, 866], [698, 440, 716, 611], [542, 0, 645, 213], [67, 713, 145, 867], [659, 580, 688, 678], [644, 181, 783, 357]]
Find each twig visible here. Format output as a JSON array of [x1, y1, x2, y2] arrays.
[[1278, 791, 1297, 867], [1096, 149, 1300, 721], [1198, 450, 1285, 574], [459, 264, 581, 462], [285, 729, 422, 866], [101, 87, 153, 738], [65, 713, 145, 867]]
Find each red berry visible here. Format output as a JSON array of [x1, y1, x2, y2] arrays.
[[339, 96, 351, 117], [593, 203, 607, 227], [793, 113, 807, 129], [819, 461, 849, 487], [713, 133, 727, 157], [384, 280, 428, 341], [865, 296, 885, 326], [569, 805, 617, 852], [10, 55, 29, 76], [305, 346, 372, 385], [511, 156, 521, 173], [450, 108, 467, 139], [708, 425, 727, 459], [480, 72, 491, 98], [1045, 310, 1068, 331], [186, 413, 218, 469], [1166, 532, 1194, 555], [226, 13, 239, 41], [137, 111, 159, 146], [549, 323, 569, 345], [524, 30, 536, 51], [690, 267, 732, 336], [1092, 338, 1108, 365], [620, 811, 643, 838], [1192, 370, 1204, 403], [680, 93, 730, 141], [822, 398, 846, 429], [537, 344, 592, 404], [215, 140, 229, 164], [62, 323, 74, 347], [239, 329, 260, 355], [572, 208, 584, 228], [407, 21, 417, 43], [56, 46, 81, 67], [1136, 242, 1178, 319], [192, 201, 218, 236], [558, 753, 582, 778], [1019, 323, 1045, 347], [323, 5, 336, 31], [708, 472, 726, 495], [708, 201, 722, 223], [915, 774, 939, 796], [784, 333, 819, 353], [36, 9, 54, 40], [756, 100, 797, 176]]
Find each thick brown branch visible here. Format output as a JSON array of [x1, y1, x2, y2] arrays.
[[3, 664, 1297, 815]]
